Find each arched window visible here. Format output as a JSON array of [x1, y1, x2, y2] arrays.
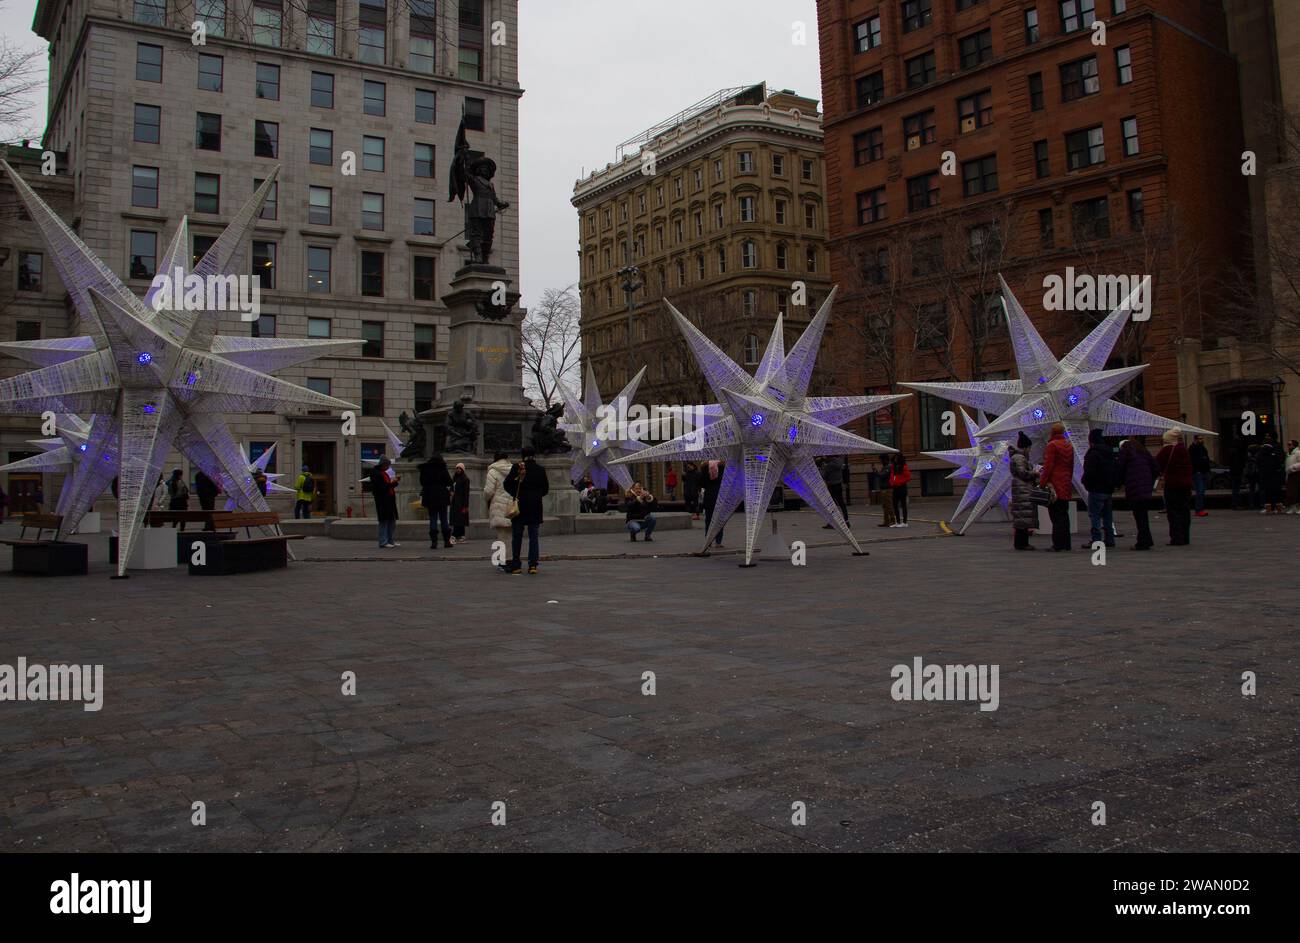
[[743, 333, 760, 365]]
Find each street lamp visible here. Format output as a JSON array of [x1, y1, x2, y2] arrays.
[[1270, 375, 1286, 442]]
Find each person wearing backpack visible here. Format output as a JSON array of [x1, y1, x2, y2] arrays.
[[294, 464, 316, 519]]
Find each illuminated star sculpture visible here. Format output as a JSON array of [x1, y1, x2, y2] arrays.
[[905, 276, 1212, 502], [0, 162, 359, 575], [921, 407, 1016, 534], [0, 413, 112, 517], [613, 288, 908, 564], [557, 361, 647, 490]]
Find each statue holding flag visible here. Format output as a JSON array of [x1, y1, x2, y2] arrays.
[[448, 115, 510, 266]]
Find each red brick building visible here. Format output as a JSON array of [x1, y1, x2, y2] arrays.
[[816, 0, 1250, 496]]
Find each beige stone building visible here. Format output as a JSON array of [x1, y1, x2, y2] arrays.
[[571, 83, 831, 489], [2, 0, 520, 516]]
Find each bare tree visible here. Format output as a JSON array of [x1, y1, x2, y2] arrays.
[[0, 4, 46, 144], [521, 284, 581, 407]]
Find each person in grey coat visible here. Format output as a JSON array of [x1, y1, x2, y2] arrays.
[[1009, 431, 1038, 550]]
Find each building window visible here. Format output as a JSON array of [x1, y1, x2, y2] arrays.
[[308, 317, 331, 338], [775, 244, 787, 270], [134, 104, 161, 143], [863, 247, 889, 284], [1065, 126, 1105, 169], [904, 109, 936, 148], [901, 0, 932, 33], [1025, 8, 1040, 44], [714, 204, 725, 229], [413, 257, 435, 300], [1122, 116, 1139, 155], [1034, 140, 1050, 178], [362, 320, 384, 356], [742, 291, 757, 318], [676, 260, 686, 286], [1127, 188, 1144, 230], [854, 127, 884, 165], [957, 0, 983, 8], [132, 165, 158, 207], [307, 0, 335, 55], [361, 255, 384, 297], [136, 43, 162, 82], [307, 187, 332, 225], [912, 235, 943, 276], [739, 196, 755, 222], [717, 246, 727, 274], [196, 112, 221, 150], [967, 224, 1002, 261], [693, 211, 703, 236], [311, 72, 334, 108], [307, 246, 331, 292], [958, 30, 992, 70], [957, 90, 992, 132], [1038, 207, 1054, 248], [16, 320, 40, 339], [414, 198, 434, 235], [254, 120, 278, 158], [414, 381, 436, 413], [1029, 72, 1044, 111], [307, 377, 331, 398], [855, 15, 882, 52], [194, 172, 220, 213], [457, 0, 483, 79], [192, 235, 216, 267], [906, 50, 936, 89], [129, 230, 158, 279], [255, 62, 279, 100], [1116, 46, 1133, 85], [252, 241, 276, 289], [1060, 0, 1095, 34], [16, 252, 42, 291], [252, 0, 283, 46], [741, 241, 757, 268], [358, 0, 386, 63], [858, 187, 887, 225], [855, 71, 885, 108], [1113, 0, 1127, 12], [464, 97, 485, 131], [961, 155, 997, 196], [416, 89, 437, 123], [358, 81, 386, 119], [361, 379, 384, 416], [363, 135, 385, 172], [907, 173, 940, 213], [414, 142, 435, 179], [252, 314, 276, 337], [806, 247, 818, 272], [133, 0, 164, 25], [309, 128, 333, 166], [805, 204, 817, 229], [770, 154, 784, 177], [1071, 196, 1110, 240], [1060, 56, 1100, 101], [361, 192, 384, 230], [195, 0, 225, 36], [198, 53, 222, 92], [917, 305, 948, 351]]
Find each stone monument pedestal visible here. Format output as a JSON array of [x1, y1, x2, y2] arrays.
[[393, 454, 577, 526]]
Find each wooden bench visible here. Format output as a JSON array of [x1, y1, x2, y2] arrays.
[[188, 512, 304, 576], [0, 514, 88, 576]]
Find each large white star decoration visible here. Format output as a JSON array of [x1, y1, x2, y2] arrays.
[[612, 288, 909, 565], [0, 162, 359, 576], [557, 361, 647, 490], [920, 407, 1016, 534], [0, 413, 107, 518], [905, 275, 1212, 502]]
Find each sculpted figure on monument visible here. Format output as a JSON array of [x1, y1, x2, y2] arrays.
[[531, 402, 571, 455], [445, 399, 480, 454], [397, 410, 427, 460], [448, 118, 510, 266]]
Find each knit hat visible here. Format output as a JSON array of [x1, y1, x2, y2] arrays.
[[1162, 427, 1182, 445], [1016, 432, 1032, 449]]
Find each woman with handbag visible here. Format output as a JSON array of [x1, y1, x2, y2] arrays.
[[1009, 432, 1039, 550], [1039, 422, 1075, 551], [482, 451, 515, 562], [503, 446, 550, 575], [888, 453, 911, 528]]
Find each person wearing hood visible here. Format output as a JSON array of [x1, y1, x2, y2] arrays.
[[369, 456, 400, 548], [482, 451, 515, 558], [1116, 435, 1159, 550], [1155, 427, 1193, 545], [418, 453, 453, 549], [700, 459, 725, 548], [451, 463, 471, 542], [503, 446, 550, 574], [1008, 432, 1038, 550], [1081, 428, 1117, 549], [1039, 422, 1074, 551]]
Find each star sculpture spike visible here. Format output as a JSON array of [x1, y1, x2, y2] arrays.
[[557, 362, 647, 490], [904, 277, 1213, 502], [612, 289, 909, 564], [0, 161, 358, 575], [921, 408, 1016, 533], [0, 413, 103, 519], [222, 443, 293, 511]]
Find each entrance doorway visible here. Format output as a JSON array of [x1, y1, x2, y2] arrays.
[[7, 473, 44, 515], [300, 441, 336, 515]]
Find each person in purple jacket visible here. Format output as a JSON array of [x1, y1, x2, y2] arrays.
[[1115, 436, 1160, 550]]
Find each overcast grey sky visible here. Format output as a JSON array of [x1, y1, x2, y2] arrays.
[[1, 0, 823, 309]]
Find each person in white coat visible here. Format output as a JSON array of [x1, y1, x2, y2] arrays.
[[482, 451, 515, 559]]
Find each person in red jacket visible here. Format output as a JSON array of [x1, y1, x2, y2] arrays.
[[1155, 427, 1193, 545], [888, 452, 911, 527], [1039, 422, 1075, 551]]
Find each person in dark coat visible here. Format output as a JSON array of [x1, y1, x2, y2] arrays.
[[1009, 432, 1038, 550], [1116, 436, 1159, 549], [1155, 428, 1193, 545], [1257, 432, 1286, 514], [451, 463, 471, 542], [820, 455, 848, 528], [624, 481, 658, 541], [194, 470, 220, 511], [369, 456, 400, 548], [1081, 428, 1116, 549], [700, 459, 725, 548], [1188, 434, 1212, 517], [166, 468, 189, 512], [682, 462, 700, 518], [1039, 422, 1074, 551], [418, 453, 453, 549], [503, 446, 550, 573]]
